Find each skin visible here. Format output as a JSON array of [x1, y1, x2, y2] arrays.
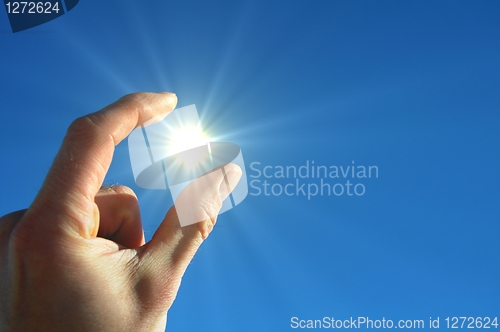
[[0, 92, 241, 332]]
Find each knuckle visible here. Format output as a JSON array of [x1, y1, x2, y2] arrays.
[[190, 192, 222, 224], [9, 217, 40, 254], [200, 195, 222, 219], [0, 210, 24, 238], [119, 93, 152, 111], [66, 114, 102, 141], [195, 196, 221, 239]]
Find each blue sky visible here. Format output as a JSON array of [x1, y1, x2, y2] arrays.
[[1, 1, 499, 331]]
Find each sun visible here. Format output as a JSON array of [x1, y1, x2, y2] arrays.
[[166, 124, 210, 156]]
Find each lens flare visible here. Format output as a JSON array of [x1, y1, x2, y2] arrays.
[[166, 125, 209, 156]]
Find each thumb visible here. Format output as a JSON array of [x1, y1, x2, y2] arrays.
[[174, 163, 242, 234], [136, 163, 242, 308]]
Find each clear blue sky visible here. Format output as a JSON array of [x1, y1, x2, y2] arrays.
[[1, 1, 499, 331]]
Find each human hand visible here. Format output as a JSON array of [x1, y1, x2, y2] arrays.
[[0, 92, 242, 331]]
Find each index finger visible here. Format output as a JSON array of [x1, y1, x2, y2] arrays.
[[23, 92, 177, 238]]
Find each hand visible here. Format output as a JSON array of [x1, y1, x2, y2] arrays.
[[0, 92, 242, 332]]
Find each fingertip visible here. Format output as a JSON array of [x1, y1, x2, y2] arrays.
[[223, 164, 243, 190], [156, 91, 177, 98], [102, 185, 138, 198], [94, 186, 143, 247], [155, 91, 178, 108], [136, 92, 178, 127]]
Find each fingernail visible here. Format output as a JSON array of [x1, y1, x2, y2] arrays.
[[155, 91, 176, 96]]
